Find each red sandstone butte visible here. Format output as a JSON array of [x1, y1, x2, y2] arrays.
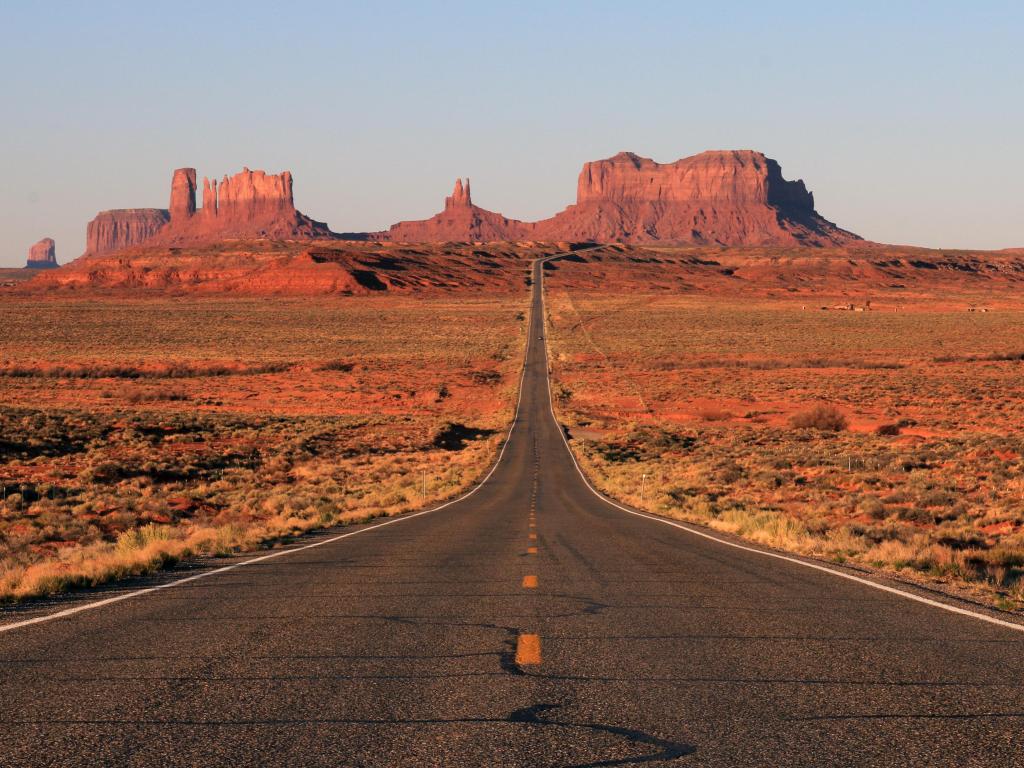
[[531, 150, 859, 246], [26, 237, 59, 269], [378, 178, 530, 242], [154, 167, 333, 244], [81, 167, 332, 255]]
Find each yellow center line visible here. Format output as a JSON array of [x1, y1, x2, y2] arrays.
[[522, 574, 538, 588], [529, 532, 537, 540], [527, 546, 538, 554], [515, 633, 542, 665]]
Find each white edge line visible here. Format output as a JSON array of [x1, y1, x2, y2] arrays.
[[537, 256, 1024, 635], [0, 257, 549, 635]]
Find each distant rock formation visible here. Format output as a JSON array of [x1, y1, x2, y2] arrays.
[[71, 150, 857, 254], [81, 167, 333, 255], [374, 150, 859, 246], [446, 177, 471, 209], [169, 167, 197, 220], [85, 209, 171, 256], [26, 237, 59, 269], [154, 167, 332, 244], [531, 150, 858, 246], [376, 178, 531, 242]]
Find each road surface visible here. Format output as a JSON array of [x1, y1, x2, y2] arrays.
[[2, 258, 1023, 767]]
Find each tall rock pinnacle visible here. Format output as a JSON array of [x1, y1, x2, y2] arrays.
[[170, 168, 197, 221], [445, 178, 472, 209], [202, 177, 218, 219]]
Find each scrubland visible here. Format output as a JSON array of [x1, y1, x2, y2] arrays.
[[0, 296, 526, 601], [545, 258, 1024, 611]]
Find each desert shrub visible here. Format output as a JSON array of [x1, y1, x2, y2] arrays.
[[470, 369, 502, 385], [126, 388, 189, 404], [919, 489, 957, 508], [858, 495, 888, 520], [876, 423, 901, 436], [897, 507, 936, 524], [318, 359, 354, 372], [596, 442, 642, 463], [695, 406, 732, 422], [79, 460, 128, 484], [431, 422, 492, 451], [789, 405, 848, 431], [116, 523, 173, 554], [716, 462, 745, 484]]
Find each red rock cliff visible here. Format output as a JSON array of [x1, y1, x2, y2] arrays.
[[170, 167, 197, 220], [85, 209, 171, 256], [26, 237, 59, 268], [534, 150, 858, 246]]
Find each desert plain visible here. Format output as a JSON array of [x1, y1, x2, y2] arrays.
[[2, 238, 1024, 617], [4, 150, 1024, 617], [0, 249, 534, 600]]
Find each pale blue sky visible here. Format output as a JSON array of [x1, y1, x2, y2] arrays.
[[1, 1, 1021, 265]]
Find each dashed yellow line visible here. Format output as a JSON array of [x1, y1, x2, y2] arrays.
[[527, 546, 538, 555], [528, 532, 537, 540], [515, 633, 541, 665], [522, 574, 538, 589]]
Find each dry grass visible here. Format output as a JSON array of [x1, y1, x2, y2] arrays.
[[545, 267, 1024, 611], [790, 405, 848, 431], [0, 294, 528, 602]]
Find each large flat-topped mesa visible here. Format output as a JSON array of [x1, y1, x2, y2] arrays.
[[81, 167, 333, 255], [531, 150, 859, 246], [573, 150, 810, 205]]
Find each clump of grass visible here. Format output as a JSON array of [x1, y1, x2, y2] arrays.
[[695, 406, 732, 422], [790, 405, 848, 431], [470, 369, 502, 385], [317, 359, 354, 372], [101, 386, 189, 403]]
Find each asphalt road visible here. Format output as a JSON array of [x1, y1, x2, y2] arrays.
[[2, 258, 1024, 767]]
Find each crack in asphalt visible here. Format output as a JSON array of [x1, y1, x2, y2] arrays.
[[0, 705, 697, 767], [508, 703, 696, 766]]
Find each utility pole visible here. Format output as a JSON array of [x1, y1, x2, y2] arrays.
[[422, 471, 427, 497]]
